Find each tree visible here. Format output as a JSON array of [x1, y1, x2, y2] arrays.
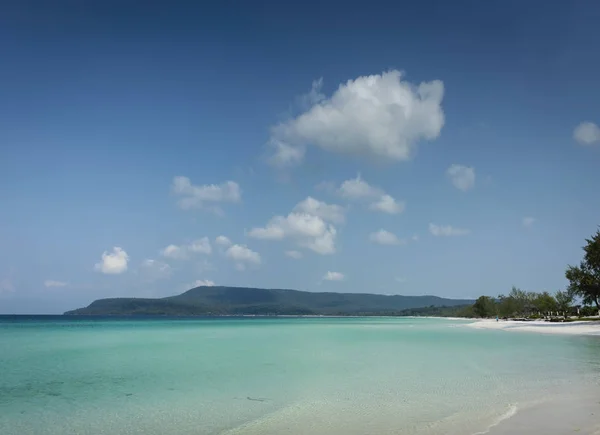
[[555, 290, 573, 316], [473, 296, 496, 318], [533, 291, 557, 315], [566, 228, 600, 315]]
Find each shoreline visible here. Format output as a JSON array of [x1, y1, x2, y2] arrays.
[[467, 318, 600, 336]]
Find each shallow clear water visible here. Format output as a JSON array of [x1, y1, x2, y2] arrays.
[[1, 316, 599, 435]]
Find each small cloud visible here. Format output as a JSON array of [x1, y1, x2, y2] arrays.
[[215, 235, 232, 247], [171, 176, 241, 212], [447, 164, 475, 191], [369, 194, 405, 214], [429, 223, 470, 237], [188, 237, 212, 255], [225, 244, 261, 271], [285, 250, 303, 259], [323, 271, 345, 281], [411, 234, 419, 242], [369, 229, 405, 245], [94, 247, 129, 274], [190, 279, 215, 288], [293, 196, 346, 224], [44, 280, 68, 288], [522, 217, 536, 228], [161, 244, 188, 260], [336, 174, 405, 215], [248, 199, 338, 255], [161, 238, 212, 260], [338, 174, 382, 199], [395, 277, 407, 283], [573, 122, 600, 146]]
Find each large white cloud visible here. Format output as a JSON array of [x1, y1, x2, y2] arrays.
[[447, 164, 476, 191], [172, 176, 241, 212], [429, 223, 470, 237], [369, 229, 405, 245], [573, 122, 600, 145], [94, 247, 129, 274], [323, 271, 345, 281], [225, 244, 262, 270], [268, 70, 444, 167], [248, 197, 340, 255]]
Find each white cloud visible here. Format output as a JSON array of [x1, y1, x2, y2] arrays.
[[94, 247, 129, 274], [161, 244, 188, 260], [285, 250, 303, 259], [411, 234, 419, 242], [336, 174, 405, 215], [248, 197, 340, 255], [190, 279, 215, 288], [171, 176, 241, 212], [522, 217, 536, 228], [249, 212, 337, 255], [140, 259, 172, 281], [395, 276, 407, 283], [267, 70, 445, 167], [338, 174, 382, 199], [369, 229, 405, 245], [447, 164, 476, 191], [215, 235, 232, 247], [225, 244, 261, 270], [573, 122, 600, 145], [369, 194, 405, 214], [44, 280, 68, 288], [161, 238, 212, 260], [323, 271, 345, 281], [429, 223, 470, 237], [293, 196, 345, 224], [189, 237, 212, 254]]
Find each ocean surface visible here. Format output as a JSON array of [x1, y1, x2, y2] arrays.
[[1, 316, 599, 435]]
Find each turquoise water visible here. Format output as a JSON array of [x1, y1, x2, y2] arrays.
[[1, 316, 599, 435]]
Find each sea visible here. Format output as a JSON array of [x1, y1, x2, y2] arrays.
[[1, 316, 599, 435]]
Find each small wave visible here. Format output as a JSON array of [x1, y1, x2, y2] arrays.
[[471, 404, 518, 435]]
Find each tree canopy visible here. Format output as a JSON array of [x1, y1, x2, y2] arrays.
[[565, 228, 600, 311]]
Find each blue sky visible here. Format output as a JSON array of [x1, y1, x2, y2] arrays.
[[1, 0, 599, 314]]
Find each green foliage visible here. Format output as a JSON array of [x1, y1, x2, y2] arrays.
[[555, 290, 573, 313], [566, 228, 600, 311], [532, 291, 557, 314], [473, 296, 496, 318]]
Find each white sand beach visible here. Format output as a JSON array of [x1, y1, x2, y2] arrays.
[[468, 319, 600, 335]]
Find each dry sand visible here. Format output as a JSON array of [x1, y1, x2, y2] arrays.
[[467, 319, 600, 335]]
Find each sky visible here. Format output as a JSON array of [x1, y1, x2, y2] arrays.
[[1, 0, 599, 314]]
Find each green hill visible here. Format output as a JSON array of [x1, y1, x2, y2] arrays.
[[64, 286, 473, 316]]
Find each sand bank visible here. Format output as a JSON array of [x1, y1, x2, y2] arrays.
[[468, 319, 600, 335]]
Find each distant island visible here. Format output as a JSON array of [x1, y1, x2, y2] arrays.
[[64, 286, 474, 316]]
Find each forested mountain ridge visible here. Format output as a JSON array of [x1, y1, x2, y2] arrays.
[[64, 285, 473, 316]]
